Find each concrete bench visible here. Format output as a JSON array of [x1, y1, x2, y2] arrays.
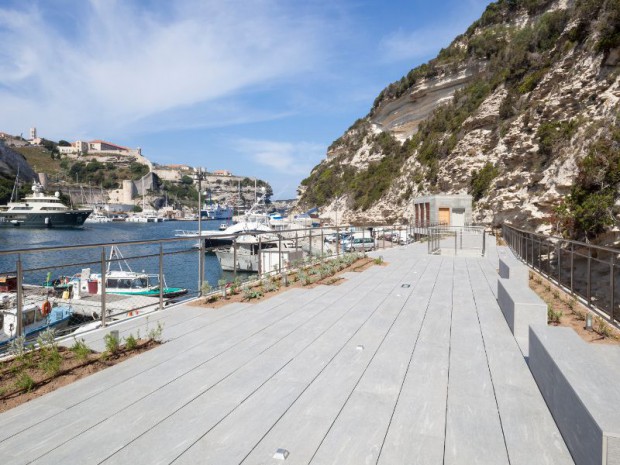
[[497, 277, 547, 356], [498, 255, 530, 284], [529, 325, 620, 465]]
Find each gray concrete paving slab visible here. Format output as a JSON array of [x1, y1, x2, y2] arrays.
[[0, 242, 577, 465]]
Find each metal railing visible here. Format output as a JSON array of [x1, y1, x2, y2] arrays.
[[0, 223, 427, 353], [502, 223, 618, 323], [427, 225, 486, 256]]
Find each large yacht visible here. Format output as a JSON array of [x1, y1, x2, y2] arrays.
[[0, 183, 92, 228]]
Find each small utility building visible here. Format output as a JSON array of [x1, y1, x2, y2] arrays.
[[413, 194, 473, 227]]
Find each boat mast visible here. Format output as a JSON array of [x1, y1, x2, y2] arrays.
[[9, 167, 20, 203]]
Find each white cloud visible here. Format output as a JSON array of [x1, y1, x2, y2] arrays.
[[234, 139, 325, 176], [0, 0, 328, 139]]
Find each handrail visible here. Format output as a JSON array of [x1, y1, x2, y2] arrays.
[[502, 223, 618, 324]]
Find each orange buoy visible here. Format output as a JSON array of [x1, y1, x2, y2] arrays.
[[41, 300, 52, 316]]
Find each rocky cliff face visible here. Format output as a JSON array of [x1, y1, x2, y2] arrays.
[[0, 141, 37, 182], [297, 0, 620, 239]]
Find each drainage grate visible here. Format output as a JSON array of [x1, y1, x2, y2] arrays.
[[401, 284, 411, 288]]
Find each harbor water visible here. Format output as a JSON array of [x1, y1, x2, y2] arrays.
[[0, 221, 234, 294]]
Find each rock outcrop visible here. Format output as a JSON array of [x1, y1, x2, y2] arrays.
[[0, 141, 36, 182], [297, 0, 620, 237]]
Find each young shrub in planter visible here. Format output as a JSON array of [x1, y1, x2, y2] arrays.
[[71, 338, 92, 361]]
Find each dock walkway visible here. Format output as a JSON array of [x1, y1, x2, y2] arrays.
[[0, 242, 574, 464]]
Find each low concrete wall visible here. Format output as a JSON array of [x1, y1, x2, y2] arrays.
[[498, 277, 547, 356], [499, 255, 530, 284], [529, 325, 620, 465]]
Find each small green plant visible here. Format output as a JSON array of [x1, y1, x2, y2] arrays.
[[544, 282, 551, 292], [8, 335, 27, 360], [230, 278, 241, 295], [37, 329, 62, 376], [201, 281, 212, 295], [373, 256, 384, 265], [125, 333, 138, 351], [547, 305, 562, 325], [147, 322, 164, 342], [552, 289, 560, 299], [104, 332, 120, 355], [15, 373, 35, 392], [535, 276, 543, 285], [0, 386, 6, 397], [567, 298, 575, 310], [298, 271, 310, 286], [262, 280, 278, 293], [70, 338, 91, 361], [242, 286, 263, 300], [594, 316, 614, 338], [573, 308, 586, 321]]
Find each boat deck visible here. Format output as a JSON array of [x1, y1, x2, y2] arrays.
[[0, 241, 574, 464]]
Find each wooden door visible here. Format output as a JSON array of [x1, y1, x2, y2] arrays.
[[438, 207, 450, 226]]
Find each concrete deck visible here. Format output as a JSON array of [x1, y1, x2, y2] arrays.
[[0, 242, 574, 465]]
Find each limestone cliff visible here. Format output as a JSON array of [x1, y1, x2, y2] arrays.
[[297, 0, 620, 239], [0, 141, 36, 182]]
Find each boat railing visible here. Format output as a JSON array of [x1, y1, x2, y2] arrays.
[[0, 222, 441, 354]]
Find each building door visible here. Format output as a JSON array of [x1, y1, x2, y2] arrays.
[[452, 208, 465, 227], [438, 207, 450, 226]]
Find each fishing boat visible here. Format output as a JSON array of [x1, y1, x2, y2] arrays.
[[0, 180, 91, 228], [89, 247, 187, 297], [0, 301, 73, 346]]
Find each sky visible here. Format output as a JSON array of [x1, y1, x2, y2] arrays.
[[0, 0, 492, 199]]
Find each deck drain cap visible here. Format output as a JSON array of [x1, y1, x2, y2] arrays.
[[401, 284, 411, 288], [356, 345, 364, 351], [274, 448, 290, 460]]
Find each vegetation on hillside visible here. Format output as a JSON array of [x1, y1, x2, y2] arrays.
[[298, 0, 620, 239], [553, 121, 620, 240]]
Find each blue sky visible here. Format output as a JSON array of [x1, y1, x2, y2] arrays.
[[0, 0, 491, 199]]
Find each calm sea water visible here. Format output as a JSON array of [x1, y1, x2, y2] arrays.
[[0, 220, 234, 293]]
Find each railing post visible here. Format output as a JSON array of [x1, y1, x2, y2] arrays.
[[295, 231, 298, 250], [336, 226, 340, 257], [482, 230, 486, 257], [362, 228, 365, 252], [587, 248, 592, 305], [233, 238, 237, 279], [309, 228, 312, 257], [198, 238, 205, 296], [570, 242, 574, 294], [610, 255, 615, 322], [258, 235, 262, 277], [454, 231, 457, 256], [557, 241, 562, 287], [278, 235, 282, 273], [159, 244, 164, 311], [101, 247, 107, 328], [16, 255, 23, 337], [321, 228, 324, 257]]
